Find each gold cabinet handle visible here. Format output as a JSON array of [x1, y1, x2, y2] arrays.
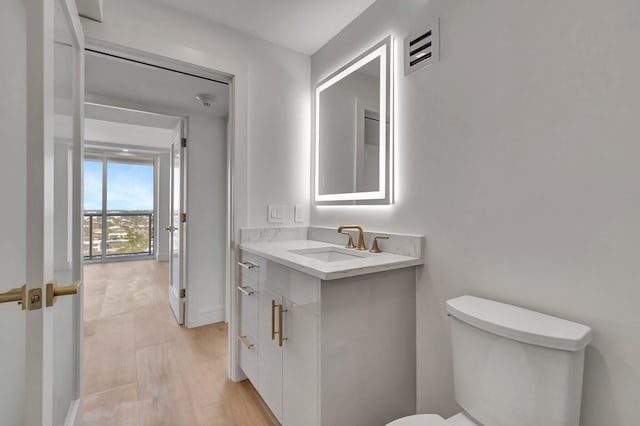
[[46, 280, 79, 307], [237, 335, 254, 350], [237, 261, 259, 270], [277, 303, 288, 347], [271, 299, 276, 341], [278, 303, 288, 347], [237, 285, 255, 296], [270, 299, 288, 346]]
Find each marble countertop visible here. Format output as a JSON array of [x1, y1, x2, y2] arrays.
[[239, 239, 423, 280]]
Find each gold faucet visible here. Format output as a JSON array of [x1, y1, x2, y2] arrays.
[[369, 235, 389, 253], [337, 225, 367, 250], [340, 231, 357, 249]]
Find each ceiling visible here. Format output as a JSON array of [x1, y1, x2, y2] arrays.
[[55, 104, 180, 150], [146, 0, 378, 55], [85, 51, 230, 117]]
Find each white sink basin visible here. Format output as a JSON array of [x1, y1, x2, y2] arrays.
[[288, 247, 372, 262]]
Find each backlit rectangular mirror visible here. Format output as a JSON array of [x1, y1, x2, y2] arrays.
[[315, 36, 393, 204]]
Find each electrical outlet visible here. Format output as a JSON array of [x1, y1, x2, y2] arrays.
[[294, 205, 304, 223], [267, 204, 284, 224]]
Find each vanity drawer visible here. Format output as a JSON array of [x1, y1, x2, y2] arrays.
[[238, 333, 258, 387], [263, 260, 320, 315], [238, 251, 261, 284], [238, 283, 258, 337]]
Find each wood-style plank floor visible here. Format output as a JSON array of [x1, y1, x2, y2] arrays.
[[83, 259, 278, 426]]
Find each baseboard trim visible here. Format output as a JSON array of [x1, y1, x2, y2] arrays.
[[187, 306, 225, 328]]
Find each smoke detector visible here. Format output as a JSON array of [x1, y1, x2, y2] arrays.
[[195, 93, 215, 107]]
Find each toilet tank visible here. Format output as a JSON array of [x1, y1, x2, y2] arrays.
[[446, 296, 592, 426]]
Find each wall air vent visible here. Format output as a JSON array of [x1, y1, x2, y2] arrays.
[[404, 19, 439, 76]]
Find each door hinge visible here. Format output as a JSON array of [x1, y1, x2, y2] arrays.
[[180, 289, 186, 298], [181, 212, 187, 223], [181, 138, 187, 148]]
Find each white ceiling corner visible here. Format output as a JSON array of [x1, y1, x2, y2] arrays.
[[147, 0, 378, 55]]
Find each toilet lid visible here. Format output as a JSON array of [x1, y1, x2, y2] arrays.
[[386, 414, 450, 426]]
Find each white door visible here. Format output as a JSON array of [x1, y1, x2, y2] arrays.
[[168, 121, 187, 324], [0, 0, 84, 425]]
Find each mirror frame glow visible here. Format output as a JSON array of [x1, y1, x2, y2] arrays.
[[314, 36, 393, 204]]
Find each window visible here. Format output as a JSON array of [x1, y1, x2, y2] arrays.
[[84, 153, 155, 260]]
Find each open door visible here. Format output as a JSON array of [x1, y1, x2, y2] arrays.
[[0, 0, 84, 424], [167, 120, 188, 324]]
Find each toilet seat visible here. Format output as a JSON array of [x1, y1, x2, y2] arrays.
[[386, 412, 478, 426], [386, 414, 450, 426]]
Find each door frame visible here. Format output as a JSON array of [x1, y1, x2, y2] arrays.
[[83, 36, 249, 381], [25, 0, 85, 424]]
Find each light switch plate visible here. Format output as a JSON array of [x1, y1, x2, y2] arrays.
[[294, 205, 304, 223], [267, 204, 284, 224]]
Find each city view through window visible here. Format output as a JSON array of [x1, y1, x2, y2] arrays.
[[84, 157, 155, 260]]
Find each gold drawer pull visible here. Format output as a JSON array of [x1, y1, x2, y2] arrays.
[[277, 303, 288, 347], [272, 300, 288, 347], [237, 335, 254, 349], [271, 299, 276, 341], [237, 286, 255, 296], [237, 261, 259, 270]]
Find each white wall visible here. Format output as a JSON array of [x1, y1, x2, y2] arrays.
[[0, 0, 26, 424], [311, 0, 640, 424], [81, 0, 311, 226]]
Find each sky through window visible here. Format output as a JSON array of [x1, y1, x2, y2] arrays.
[[84, 159, 154, 211]]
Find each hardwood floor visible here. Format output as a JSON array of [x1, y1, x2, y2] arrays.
[[83, 259, 278, 426]]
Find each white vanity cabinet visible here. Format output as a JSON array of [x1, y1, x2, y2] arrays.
[[258, 258, 320, 425], [238, 252, 319, 425], [237, 249, 416, 426]]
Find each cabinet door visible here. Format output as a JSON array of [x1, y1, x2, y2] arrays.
[[258, 288, 283, 422], [283, 300, 319, 426]]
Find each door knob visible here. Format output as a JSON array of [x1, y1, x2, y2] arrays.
[[164, 225, 176, 232], [0, 285, 26, 309], [0, 285, 42, 310], [46, 280, 79, 307]]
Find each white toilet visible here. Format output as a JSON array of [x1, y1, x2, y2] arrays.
[[389, 295, 592, 426]]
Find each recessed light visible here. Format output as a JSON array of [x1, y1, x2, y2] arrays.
[[122, 149, 129, 152]]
